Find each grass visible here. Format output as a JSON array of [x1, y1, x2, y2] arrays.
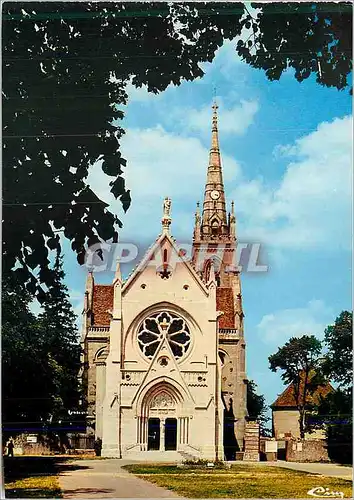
[[123, 463, 353, 498], [3, 456, 75, 498], [5, 476, 62, 498], [3, 454, 109, 498]]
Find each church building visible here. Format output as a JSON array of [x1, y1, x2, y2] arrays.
[[81, 104, 248, 460]]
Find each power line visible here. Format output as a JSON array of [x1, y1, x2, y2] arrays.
[[2, 4, 352, 22], [3, 201, 109, 207]]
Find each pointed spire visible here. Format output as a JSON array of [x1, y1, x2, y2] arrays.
[[231, 201, 235, 219], [195, 202, 201, 224], [193, 201, 201, 242], [229, 201, 236, 239], [114, 260, 122, 283], [211, 101, 220, 151], [200, 102, 228, 237], [209, 101, 222, 168], [208, 262, 216, 285]]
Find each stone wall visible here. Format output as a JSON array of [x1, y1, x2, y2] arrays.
[[273, 409, 300, 439], [6, 435, 54, 456], [286, 439, 329, 462], [260, 437, 277, 461], [4, 433, 95, 456]]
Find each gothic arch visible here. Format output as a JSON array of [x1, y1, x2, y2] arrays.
[[140, 382, 182, 418], [133, 376, 191, 415], [203, 256, 223, 283], [218, 348, 230, 367], [94, 346, 108, 364]]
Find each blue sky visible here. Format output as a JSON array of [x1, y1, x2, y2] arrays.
[[60, 38, 352, 411]]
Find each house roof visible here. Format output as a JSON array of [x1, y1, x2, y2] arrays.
[[216, 288, 235, 328], [271, 373, 333, 409], [92, 284, 114, 326]]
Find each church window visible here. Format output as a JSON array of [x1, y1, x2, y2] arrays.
[[137, 311, 191, 360]]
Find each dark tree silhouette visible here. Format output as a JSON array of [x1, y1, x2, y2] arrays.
[[3, 2, 352, 297], [318, 311, 353, 464], [269, 335, 322, 439], [247, 380, 269, 434], [2, 259, 81, 439]]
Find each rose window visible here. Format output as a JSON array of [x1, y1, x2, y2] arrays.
[[137, 311, 191, 360]]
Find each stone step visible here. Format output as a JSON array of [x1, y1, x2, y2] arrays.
[[123, 450, 185, 462]]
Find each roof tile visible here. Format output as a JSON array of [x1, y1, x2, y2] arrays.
[[271, 373, 333, 408], [92, 285, 114, 326], [216, 288, 235, 328]]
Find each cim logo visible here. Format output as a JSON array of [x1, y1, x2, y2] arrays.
[[307, 487, 344, 498]]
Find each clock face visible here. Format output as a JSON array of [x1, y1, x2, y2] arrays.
[[210, 190, 220, 200]]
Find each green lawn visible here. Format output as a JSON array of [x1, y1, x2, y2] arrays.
[[5, 476, 62, 499], [123, 464, 353, 498], [3, 454, 107, 498]]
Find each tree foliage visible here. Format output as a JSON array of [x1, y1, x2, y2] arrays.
[[316, 388, 352, 464], [269, 335, 323, 439], [247, 380, 270, 435], [316, 311, 353, 464], [2, 274, 54, 433], [322, 310, 352, 388], [2, 1, 244, 297], [3, 2, 352, 298], [37, 253, 82, 416], [238, 3, 352, 92], [2, 259, 81, 437]]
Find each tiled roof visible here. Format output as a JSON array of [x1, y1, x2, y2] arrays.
[[271, 373, 333, 408], [91, 284, 236, 328], [92, 285, 114, 326], [216, 287, 235, 328]]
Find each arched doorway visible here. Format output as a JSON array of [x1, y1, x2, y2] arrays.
[[137, 382, 186, 452]]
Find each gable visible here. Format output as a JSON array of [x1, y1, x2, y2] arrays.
[[122, 232, 209, 296], [92, 285, 114, 326], [216, 288, 235, 328]]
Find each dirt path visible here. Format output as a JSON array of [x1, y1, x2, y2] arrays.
[[58, 458, 185, 498]]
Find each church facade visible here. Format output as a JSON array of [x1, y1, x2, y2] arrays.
[[81, 104, 248, 459]]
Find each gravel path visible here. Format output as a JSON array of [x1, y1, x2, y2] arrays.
[[58, 458, 185, 499]]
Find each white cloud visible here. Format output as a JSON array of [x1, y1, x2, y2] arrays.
[[125, 81, 156, 103], [88, 113, 351, 255], [257, 299, 333, 345], [184, 99, 259, 136], [88, 125, 241, 243], [232, 115, 352, 250]]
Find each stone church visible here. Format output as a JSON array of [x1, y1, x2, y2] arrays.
[[81, 104, 248, 460]]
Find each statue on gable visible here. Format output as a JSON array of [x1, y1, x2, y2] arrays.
[[163, 197, 172, 218]]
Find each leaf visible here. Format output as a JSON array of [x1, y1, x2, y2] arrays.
[[102, 156, 123, 177], [110, 176, 126, 199], [120, 189, 131, 213]]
